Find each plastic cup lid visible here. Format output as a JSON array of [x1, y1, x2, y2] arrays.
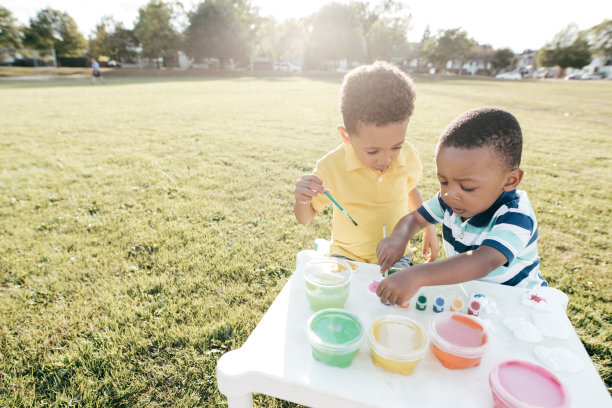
[[307, 308, 364, 351], [489, 360, 571, 408], [429, 312, 488, 357], [368, 315, 429, 361], [304, 257, 352, 288]]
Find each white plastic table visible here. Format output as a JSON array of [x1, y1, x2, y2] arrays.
[[217, 250, 611, 408]]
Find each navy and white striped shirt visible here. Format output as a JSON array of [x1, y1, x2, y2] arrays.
[[417, 189, 547, 288]]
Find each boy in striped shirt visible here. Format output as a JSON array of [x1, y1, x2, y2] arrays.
[[376, 107, 547, 307]]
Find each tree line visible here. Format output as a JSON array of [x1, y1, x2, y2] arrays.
[[1, 1, 610, 74]]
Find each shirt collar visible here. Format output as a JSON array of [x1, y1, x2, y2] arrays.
[[343, 142, 409, 172], [467, 189, 520, 227]]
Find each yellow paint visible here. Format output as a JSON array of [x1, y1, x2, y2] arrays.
[[451, 298, 464, 312], [368, 318, 427, 375]]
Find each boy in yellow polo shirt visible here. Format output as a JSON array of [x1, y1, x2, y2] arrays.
[[294, 61, 439, 266]]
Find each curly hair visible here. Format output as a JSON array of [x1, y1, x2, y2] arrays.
[[340, 61, 416, 135], [437, 107, 523, 169]]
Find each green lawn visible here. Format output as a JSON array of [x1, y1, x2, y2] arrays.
[[0, 75, 610, 406]]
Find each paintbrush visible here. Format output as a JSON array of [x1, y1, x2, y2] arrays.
[[324, 191, 358, 226], [382, 224, 387, 277]]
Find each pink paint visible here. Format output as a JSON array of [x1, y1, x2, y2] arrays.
[[436, 315, 484, 347], [468, 300, 481, 316], [529, 294, 547, 304], [489, 360, 570, 408], [368, 280, 380, 293], [429, 312, 488, 369]]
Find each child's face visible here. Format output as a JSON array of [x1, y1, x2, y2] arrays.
[[339, 121, 408, 172], [436, 145, 523, 220]]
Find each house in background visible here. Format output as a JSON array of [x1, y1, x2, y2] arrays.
[[517, 50, 537, 77]]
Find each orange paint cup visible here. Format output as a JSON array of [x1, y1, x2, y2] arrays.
[[429, 312, 489, 370]]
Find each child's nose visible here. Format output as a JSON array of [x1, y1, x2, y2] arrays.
[[444, 187, 459, 200], [380, 153, 392, 166]]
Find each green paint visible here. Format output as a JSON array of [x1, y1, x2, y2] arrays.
[[308, 310, 364, 368], [312, 348, 360, 368], [306, 282, 350, 311], [304, 259, 352, 311]]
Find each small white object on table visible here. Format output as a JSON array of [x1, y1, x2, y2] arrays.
[[217, 250, 610, 407]]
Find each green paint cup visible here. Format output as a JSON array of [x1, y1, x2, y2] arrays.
[[304, 257, 352, 311], [307, 309, 364, 368]]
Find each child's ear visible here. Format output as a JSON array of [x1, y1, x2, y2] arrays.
[[338, 126, 352, 145], [503, 168, 524, 191]]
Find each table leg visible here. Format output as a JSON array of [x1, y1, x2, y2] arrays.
[[226, 393, 253, 408]]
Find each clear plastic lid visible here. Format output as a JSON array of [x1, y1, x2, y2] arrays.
[[307, 309, 364, 352], [368, 315, 429, 362], [429, 311, 488, 358], [304, 257, 352, 288]]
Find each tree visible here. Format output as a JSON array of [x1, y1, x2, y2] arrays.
[[305, 3, 362, 69], [422, 28, 473, 73], [492, 48, 515, 73], [538, 24, 591, 76], [89, 17, 138, 61], [23, 8, 86, 57], [350, 0, 410, 62], [0, 6, 22, 48], [275, 19, 306, 63], [134, 0, 181, 68], [183, 0, 254, 69], [587, 19, 612, 59]]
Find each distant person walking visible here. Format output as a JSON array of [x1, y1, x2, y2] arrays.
[[91, 58, 104, 84]]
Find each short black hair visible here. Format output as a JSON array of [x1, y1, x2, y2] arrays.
[[340, 61, 416, 135], [437, 107, 523, 169]]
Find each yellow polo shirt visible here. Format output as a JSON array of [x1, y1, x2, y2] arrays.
[[310, 142, 422, 263]]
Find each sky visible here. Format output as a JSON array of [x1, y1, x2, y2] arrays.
[[4, 0, 611, 53]]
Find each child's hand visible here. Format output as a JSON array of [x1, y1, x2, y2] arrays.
[[376, 235, 409, 273], [422, 225, 440, 262], [294, 174, 325, 204], [376, 267, 424, 307]]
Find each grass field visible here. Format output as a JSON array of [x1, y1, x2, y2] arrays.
[[0, 74, 610, 406]]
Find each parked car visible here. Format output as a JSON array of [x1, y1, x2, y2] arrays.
[[276, 62, 301, 72], [107, 60, 121, 68], [495, 72, 522, 80], [580, 72, 607, 80]]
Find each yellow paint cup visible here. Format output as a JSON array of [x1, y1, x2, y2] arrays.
[[368, 315, 429, 375]]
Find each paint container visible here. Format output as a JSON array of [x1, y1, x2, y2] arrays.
[[473, 293, 488, 306], [489, 360, 571, 408], [304, 257, 352, 311], [416, 294, 427, 311], [368, 315, 429, 375], [468, 299, 481, 316], [429, 311, 489, 369], [450, 298, 464, 312], [307, 309, 364, 368], [433, 296, 445, 313]]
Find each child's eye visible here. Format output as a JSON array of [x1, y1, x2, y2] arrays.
[[439, 181, 448, 185], [392, 146, 402, 150], [367, 151, 378, 155], [461, 186, 475, 192]]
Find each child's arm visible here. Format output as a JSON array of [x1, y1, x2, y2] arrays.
[[407, 188, 440, 262], [294, 174, 324, 224], [377, 210, 431, 272], [376, 245, 508, 306]]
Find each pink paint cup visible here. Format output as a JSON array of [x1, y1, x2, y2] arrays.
[[489, 360, 571, 408]]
